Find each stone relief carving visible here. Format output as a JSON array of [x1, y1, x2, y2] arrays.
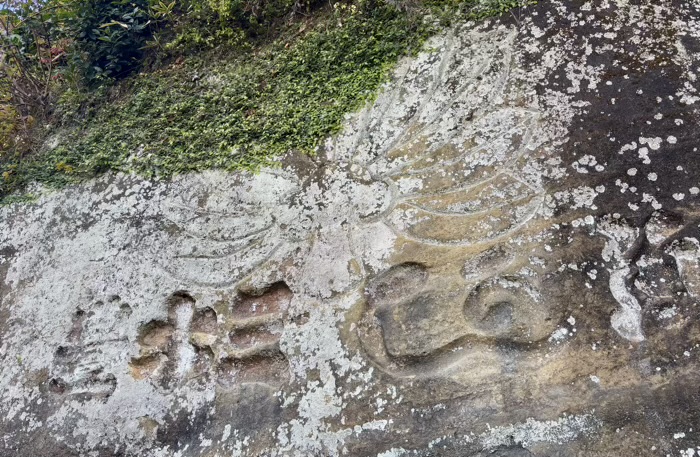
[[129, 284, 293, 389], [117, 16, 700, 449], [146, 26, 555, 400], [3, 2, 700, 455], [50, 296, 132, 400]]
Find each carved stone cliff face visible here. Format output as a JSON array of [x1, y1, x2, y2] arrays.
[[3, 1, 700, 455]]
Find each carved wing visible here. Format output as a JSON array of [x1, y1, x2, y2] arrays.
[[341, 26, 545, 247], [157, 170, 303, 288]]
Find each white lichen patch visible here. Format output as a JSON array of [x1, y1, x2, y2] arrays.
[[599, 219, 645, 342], [479, 414, 602, 448]]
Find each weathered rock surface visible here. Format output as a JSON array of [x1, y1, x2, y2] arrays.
[[3, 1, 700, 455]]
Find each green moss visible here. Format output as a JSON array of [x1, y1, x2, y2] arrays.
[[0, 0, 533, 201]]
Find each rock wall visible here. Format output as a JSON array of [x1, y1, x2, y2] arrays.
[[3, 1, 700, 455]]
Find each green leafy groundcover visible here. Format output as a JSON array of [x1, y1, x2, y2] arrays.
[[0, 0, 530, 201]]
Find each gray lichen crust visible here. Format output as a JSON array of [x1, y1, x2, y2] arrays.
[[3, 1, 700, 455]]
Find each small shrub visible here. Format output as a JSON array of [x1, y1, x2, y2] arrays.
[[160, 0, 323, 53], [0, 102, 20, 154], [0, 1, 61, 113], [64, 0, 155, 84]]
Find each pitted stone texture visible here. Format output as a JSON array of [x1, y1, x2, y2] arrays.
[[4, 1, 700, 456]]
